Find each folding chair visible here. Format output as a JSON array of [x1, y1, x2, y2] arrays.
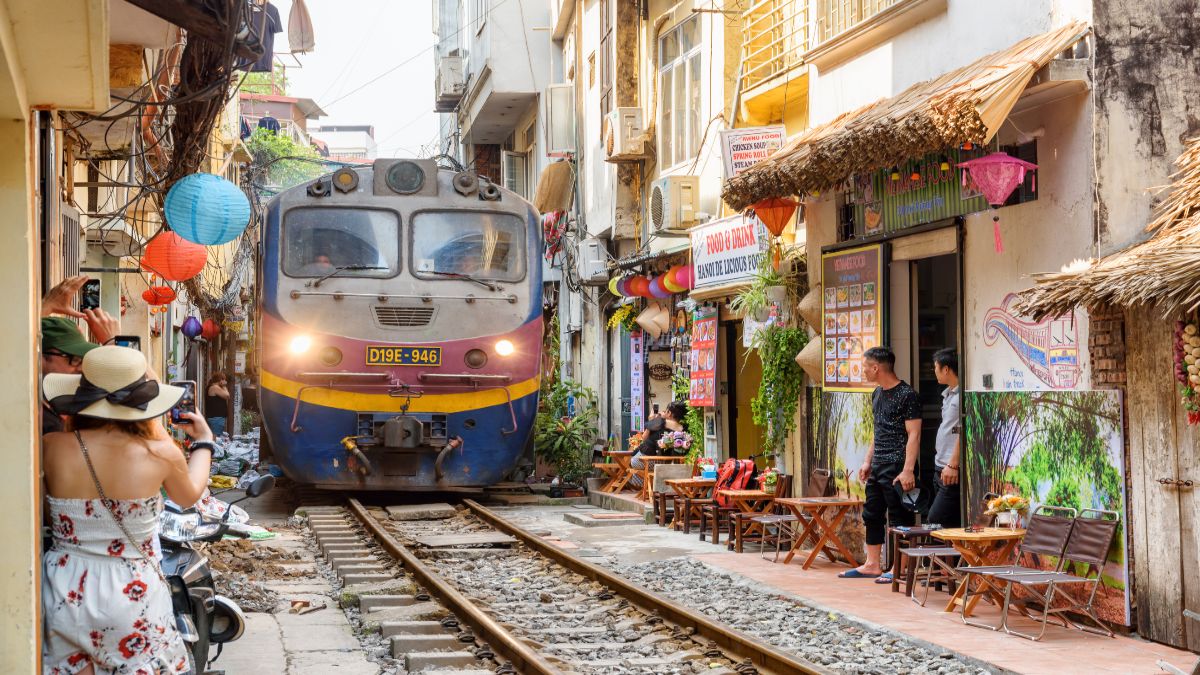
[[731, 475, 792, 553], [996, 509, 1120, 641], [959, 504, 1076, 631]]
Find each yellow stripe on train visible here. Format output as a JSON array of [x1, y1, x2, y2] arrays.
[[260, 370, 540, 414]]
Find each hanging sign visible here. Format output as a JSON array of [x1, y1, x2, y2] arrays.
[[690, 214, 770, 289], [631, 331, 645, 432], [849, 149, 988, 236], [689, 307, 718, 407], [720, 125, 787, 179], [821, 244, 885, 392]]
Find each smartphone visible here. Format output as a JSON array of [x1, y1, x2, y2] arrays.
[[652, 403, 660, 414], [170, 380, 197, 424], [114, 335, 141, 351], [80, 279, 100, 311]]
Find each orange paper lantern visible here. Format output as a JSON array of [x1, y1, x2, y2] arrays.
[[752, 198, 798, 237], [628, 276, 651, 297], [140, 232, 207, 281], [141, 285, 176, 305], [201, 318, 221, 340]]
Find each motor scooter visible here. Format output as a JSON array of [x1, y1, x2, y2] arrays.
[[159, 474, 275, 674]]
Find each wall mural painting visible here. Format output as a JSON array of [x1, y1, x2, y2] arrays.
[[805, 388, 873, 559], [962, 390, 1130, 626], [983, 293, 1081, 389]]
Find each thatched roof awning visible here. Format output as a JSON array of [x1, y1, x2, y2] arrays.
[[721, 22, 1091, 211], [1015, 137, 1200, 320]]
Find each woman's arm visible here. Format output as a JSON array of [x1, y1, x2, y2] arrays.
[[209, 384, 230, 400], [158, 413, 214, 507]]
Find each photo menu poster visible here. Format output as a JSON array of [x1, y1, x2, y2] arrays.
[[689, 307, 718, 407], [631, 331, 645, 432], [821, 244, 884, 392]]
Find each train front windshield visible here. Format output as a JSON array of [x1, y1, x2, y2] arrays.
[[284, 207, 399, 277], [411, 211, 525, 282]]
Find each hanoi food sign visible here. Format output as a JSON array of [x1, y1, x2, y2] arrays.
[[821, 244, 884, 392], [690, 214, 770, 289]]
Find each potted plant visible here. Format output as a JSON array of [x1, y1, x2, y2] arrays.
[[985, 493, 1030, 529], [534, 379, 599, 495], [696, 457, 717, 479], [759, 467, 780, 492]]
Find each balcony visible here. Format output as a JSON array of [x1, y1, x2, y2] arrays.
[[739, 0, 944, 93]]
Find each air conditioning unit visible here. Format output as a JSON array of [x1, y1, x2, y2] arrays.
[[544, 84, 575, 158], [649, 175, 700, 231], [435, 55, 465, 112], [603, 107, 648, 162], [577, 238, 609, 285]]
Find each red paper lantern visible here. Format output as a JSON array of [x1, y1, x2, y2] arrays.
[[201, 318, 221, 340], [141, 285, 176, 305], [628, 276, 651, 297], [751, 198, 798, 237], [140, 232, 207, 281]]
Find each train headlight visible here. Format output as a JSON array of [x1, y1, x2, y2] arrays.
[[464, 349, 488, 369], [289, 335, 312, 354], [494, 339, 515, 357], [318, 346, 343, 366]]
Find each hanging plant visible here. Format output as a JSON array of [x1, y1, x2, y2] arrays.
[[671, 372, 706, 463], [728, 245, 807, 322], [607, 303, 640, 332], [751, 325, 810, 456]]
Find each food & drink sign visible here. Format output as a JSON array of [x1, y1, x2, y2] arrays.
[[690, 214, 770, 289], [821, 244, 884, 392]]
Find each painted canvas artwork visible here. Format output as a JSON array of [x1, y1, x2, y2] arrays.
[[806, 389, 874, 558], [962, 390, 1130, 625]]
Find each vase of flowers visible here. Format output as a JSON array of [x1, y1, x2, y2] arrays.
[[657, 430, 693, 456], [985, 494, 1030, 529], [760, 467, 780, 493], [696, 457, 716, 479], [627, 430, 646, 452]]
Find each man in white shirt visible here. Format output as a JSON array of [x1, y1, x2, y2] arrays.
[[927, 348, 961, 527]]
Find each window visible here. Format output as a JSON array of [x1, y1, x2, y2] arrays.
[[411, 211, 525, 283], [473, 0, 487, 33], [658, 15, 702, 168], [502, 151, 528, 199], [599, 0, 614, 118], [284, 208, 400, 278]]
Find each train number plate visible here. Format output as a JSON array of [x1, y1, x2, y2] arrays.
[[365, 345, 442, 366]]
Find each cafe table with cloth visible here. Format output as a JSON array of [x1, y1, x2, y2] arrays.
[[774, 496, 864, 569], [932, 527, 1026, 617]]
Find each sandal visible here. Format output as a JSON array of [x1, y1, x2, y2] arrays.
[[874, 572, 894, 585], [838, 569, 881, 579]]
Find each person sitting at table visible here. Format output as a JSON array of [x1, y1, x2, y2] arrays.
[[628, 400, 688, 489]]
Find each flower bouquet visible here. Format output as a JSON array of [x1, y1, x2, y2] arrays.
[[759, 467, 780, 492], [657, 430, 693, 456], [627, 430, 646, 452], [985, 493, 1029, 528]]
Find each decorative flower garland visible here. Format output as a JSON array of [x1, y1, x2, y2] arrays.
[[1173, 317, 1200, 424]]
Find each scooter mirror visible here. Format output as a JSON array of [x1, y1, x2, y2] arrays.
[[246, 474, 276, 498]]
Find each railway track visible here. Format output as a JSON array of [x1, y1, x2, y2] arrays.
[[304, 498, 828, 675]]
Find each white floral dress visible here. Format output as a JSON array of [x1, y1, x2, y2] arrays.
[[42, 494, 191, 675]]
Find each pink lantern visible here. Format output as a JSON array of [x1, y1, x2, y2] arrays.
[[673, 265, 695, 290], [957, 152, 1037, 253]]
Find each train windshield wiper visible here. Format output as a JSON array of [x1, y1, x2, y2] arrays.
[[427, 270, 501, 291], [309, 264, 386, 288]]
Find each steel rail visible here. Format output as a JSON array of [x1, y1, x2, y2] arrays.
[[344, 499, 562, 674], [463, 499, 831, 675]]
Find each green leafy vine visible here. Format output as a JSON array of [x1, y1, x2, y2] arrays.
[[751, 325, 810, 457]]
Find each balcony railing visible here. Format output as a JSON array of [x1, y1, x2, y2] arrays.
[[739, 0, 902, 92]]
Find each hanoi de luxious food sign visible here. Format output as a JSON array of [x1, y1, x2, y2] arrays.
[[690, 214, 770, 289]]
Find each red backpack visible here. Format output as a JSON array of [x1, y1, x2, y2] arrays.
[[715, 459, 757, 507]]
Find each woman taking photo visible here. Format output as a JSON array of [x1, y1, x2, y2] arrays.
[[628, 400, 689, 489], [205, 372, 230, 437], [42, 346, 214, 674]]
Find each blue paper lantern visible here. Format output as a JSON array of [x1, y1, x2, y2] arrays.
[[181, 316, 203, 339], [165, 173, 251, 246]]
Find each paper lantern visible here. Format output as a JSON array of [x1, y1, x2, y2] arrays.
[[648, 276, 672, 299], [141, 232, 207, 281], [615, 278, 631, 297], [661, 272, 685, 293], [752, 198, 798, 237], [628, 276, 650, 297], [957, 152, 1037, 254], [141, 285, 176, 305], [201, 318, 221, 340], [672, 265, 694, 290], [181, 316, 202, 339], [164, 173, 251, 246], [607, 277, 622, 296]]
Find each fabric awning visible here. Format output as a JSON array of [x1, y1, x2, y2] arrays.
[[1015, 138, 1200, 320], [722, 21, 1090, 211]]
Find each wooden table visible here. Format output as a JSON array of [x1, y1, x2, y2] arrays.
[[775, 497, 864, 569], [666, 478, 715, 531], [932, 527, 1025, 617], [598, 450, 635, 493], [713, 489, 773, 548], [635, 455, 688, 501]]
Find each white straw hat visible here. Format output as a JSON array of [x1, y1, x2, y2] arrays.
[[43, 345, 183, 422]]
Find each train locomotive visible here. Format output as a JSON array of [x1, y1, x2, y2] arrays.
[[255, 159, 543, 490]]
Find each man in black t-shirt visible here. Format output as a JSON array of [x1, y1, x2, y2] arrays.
[[839, 346, 921, 579]]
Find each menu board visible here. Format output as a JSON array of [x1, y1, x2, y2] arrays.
[[631, 331, 645, 431], [689, 308, 718, 407], [821, 244, 885, 392]]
